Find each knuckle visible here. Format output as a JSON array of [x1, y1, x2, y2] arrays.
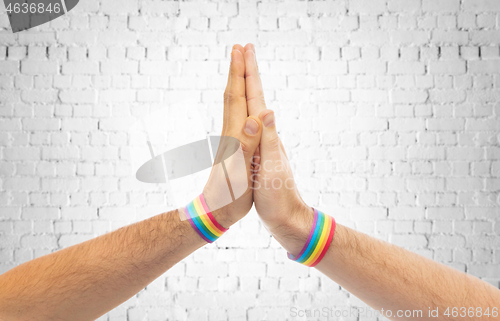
[[240, 139, 253, 155], [223, 91, 244, 104], [266, 134, 280, 149], [247, 94, 266, 107]]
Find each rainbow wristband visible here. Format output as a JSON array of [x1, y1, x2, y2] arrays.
[[183, 194, 228, 243], [287, 208, 336, 267]]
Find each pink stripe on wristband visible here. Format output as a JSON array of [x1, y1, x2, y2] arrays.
[[287, 208, 335, 267]]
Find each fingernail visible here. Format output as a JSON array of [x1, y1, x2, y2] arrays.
[[263, 113, 275, 128], [245, 118, 259, 135]]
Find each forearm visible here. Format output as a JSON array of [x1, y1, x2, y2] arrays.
[[317, 224, 500, 319], [0, 208, 229, 321], [272, 209, 500, 320]]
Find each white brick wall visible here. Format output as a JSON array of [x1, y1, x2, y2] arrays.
[[1, 0, 500, 320]]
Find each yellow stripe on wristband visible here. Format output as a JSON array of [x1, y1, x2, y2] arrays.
[[193, 197, 223, 236], [302, 214, 332, 266], [184, 194, 228, 243], [287, 208, 336, 268]]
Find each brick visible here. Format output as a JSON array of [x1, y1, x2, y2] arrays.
[[0, 61, 19, 74], [58, 234, 94, 247], [469, 61, 500, 74], [3, 147, 40, 160], [447, 178, 483, 191], [177, 31, 217, 46], [431, 31, 469, 44], [350, 117, 388, 130], [22, 118, 60, 131], [486, 178, 500, 190], [18, 32, 56, 45], [388, 207, 425, 220], [309, 61, 347, 75], [59, 90, 96, 104], [101, 0, 138, 14], [466, 119, 500, 131], [423, 0, 460, 12], [3, 177, 40, 191], [42, 147, 80, 160], [139, 61, 180, 75], [228, 262, 265, 277], [351, 89, 388, 101], [391, 31, 429, 45], [61, 118, 98, 132], [429, 235, 465, 249], [98, 31, 137, 46], [429, 61, 466, 74], [407, 178, 445, 191], [388, 62, 425, 75], [432, 89, 459, 105], [21, 61, 58, 75], [0, 119, 21, 131], [0, 208, 21, 220], [350, 62, 386, 77], [21, 90, 57, 103], [389, 118, 426, 131], [426, 118, 464, 131], [368, 177, 405, 191], [54, 221, 72, 234], [350, 207, 387, 220], [463, 0, 500, 12], [62, 62, 99, 75], [427, 207, 465, 219], [349, 0, 386, 14], [467, 90, 500, 103], [408, 147, 445, 159], [390, 90, 428, 103], [61, 207, 98, 220], [447, 147, 484, 160], [351, 31, 389, 46], [98, 207, 135, 221], [20, 235, 57, 248], [388, 0, 420, 12], [99, 90, 136, 102]]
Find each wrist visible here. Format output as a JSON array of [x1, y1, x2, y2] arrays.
[[200, 188, 234, 229], [211, 206, 234, 230], [181, 193, 230, 243], [268, 203, 315, 256], [203, 185, 252, 230]]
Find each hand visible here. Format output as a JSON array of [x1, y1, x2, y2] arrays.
[[242, 44, 314, 255], [202, 45, 263, 228]]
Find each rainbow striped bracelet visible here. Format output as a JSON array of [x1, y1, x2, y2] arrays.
[[287, 208, 336, 267], [183, 194, 228, 243]]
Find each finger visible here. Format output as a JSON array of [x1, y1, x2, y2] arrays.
[[239, 116, 263, 169], [258, 109, 280, 158], [244, 43, 267, 117], [222, 45, 247, 136], [253, 145, 261, 172], [224, 44, 245, 90], [279, 138, 289, 160]]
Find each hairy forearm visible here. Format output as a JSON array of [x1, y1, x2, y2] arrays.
[[272, 210, 500, 320], [0, 209, 214, 321], [317, 224, 500, 320]]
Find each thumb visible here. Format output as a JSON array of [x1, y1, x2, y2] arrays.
[[258, 109, 280, 156], [240, 115, 263, 167]]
